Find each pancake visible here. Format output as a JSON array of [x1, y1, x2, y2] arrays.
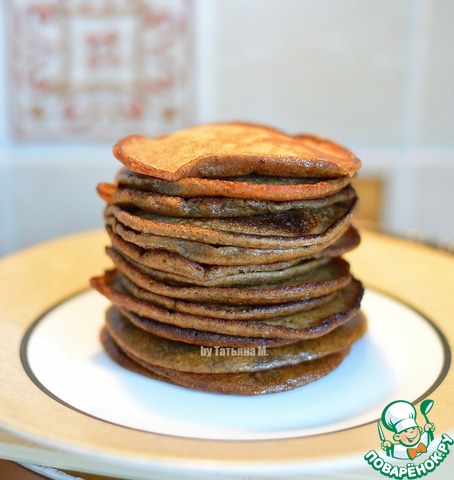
[[90, 273, 363, 339], [104, 196, 357, 249], [117, 170, 354, 201], [109, 220, 360, 265], [107, 225, 359, 284], [117, 252, 335, 288], [107, 226, 326, 284], [116, 272, 335, 320], [101, 327, 350, 395], [118, 307, 299, 348], [93, 122, 364, 395], [104, 306, 366, 373], [113, 122, 361, 180], [120, 306, 366, 350], [103, 181, 357, 217], [105, 248, 352, 303]]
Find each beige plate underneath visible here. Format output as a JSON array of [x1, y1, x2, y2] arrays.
[[0, 229, 453, 479]]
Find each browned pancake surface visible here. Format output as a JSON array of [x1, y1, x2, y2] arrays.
[[118, 307, 299, 348], [111, 306, 366, 350], [107, 226, 327, 285], [116, 168, 354, 201], [105, 249, 352, 303], [109, 219, 359, 265], [121, 254, 335, 288], [94, 122, 364, 395], [101, 327, 350, 395], [107, 225, 359, 284], [123, 171, 354, 201], [90, 272, 363, 339], [113, 123, 361, 181], [105, 197, 357, 249], [116, 272, 335, 320], [104, 307, 365, 373], [104, 182, 357, 217]]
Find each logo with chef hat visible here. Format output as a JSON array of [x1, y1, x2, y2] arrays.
[[379, 399, 435, 460], [365, 399, 453, 477]]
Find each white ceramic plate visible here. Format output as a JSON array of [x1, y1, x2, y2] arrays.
[[21, 288, 447, 442]]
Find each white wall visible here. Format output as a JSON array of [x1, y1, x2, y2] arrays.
[[199, 0, 454, 245], [1, 0, 453, 257]]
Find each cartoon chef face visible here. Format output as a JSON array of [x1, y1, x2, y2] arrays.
[[382, 400, 422, 446], [393, 425, 423, 446]]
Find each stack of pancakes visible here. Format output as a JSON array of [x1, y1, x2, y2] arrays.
[[91, 122, 366, 395]]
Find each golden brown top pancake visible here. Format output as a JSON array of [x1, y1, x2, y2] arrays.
[[113, 122, 361, 180]]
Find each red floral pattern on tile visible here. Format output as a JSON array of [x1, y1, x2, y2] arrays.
[[7, 0, 195, 141]]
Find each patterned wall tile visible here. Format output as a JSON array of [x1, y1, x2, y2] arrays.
[[6, 0, 195, 141]]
